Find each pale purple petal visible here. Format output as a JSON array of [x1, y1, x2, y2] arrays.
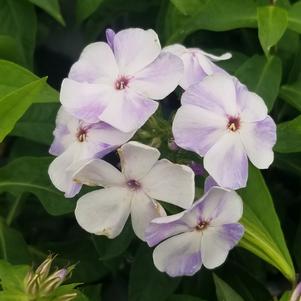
[[131, 191, 166, 241], [204, 133, 248, 190], [113, 28, 161, 74], [172, 105, 227, 156], [204, 176, 218, 193], [106, 28, 116, 49], [201, 224, 244, 269], [153, 232, 202, 277], [199, 49, 232, 62], [188, 161, 205, 176], [130, 52, 183, 100], [290, 282, 301, 301], [69, 42, 118, 83], [240, 116, 276, 169], [181, 74, 238, 117], [100, 89, 158, 132]]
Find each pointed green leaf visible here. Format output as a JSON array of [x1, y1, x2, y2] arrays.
[[257, 6, 288, 56], [76, 0, 104, 22], [288, 1, 301, 34], [170, 0, 207, 16], [239, 165, 295, 282], [280, 81, 301, 112]]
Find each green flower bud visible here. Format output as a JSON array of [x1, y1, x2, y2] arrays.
[[35, 254, 56, 280], [55, 292, 77, 301]]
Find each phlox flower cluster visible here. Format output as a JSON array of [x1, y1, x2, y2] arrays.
[[48, 27, 276, 277]]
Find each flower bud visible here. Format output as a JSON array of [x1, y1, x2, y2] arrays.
[[56, 292, 78, 301], [168, 138, 178, 151], [290, 282, 301, 301], [25, 273, 39, 296], [35, 255, 55, 279]]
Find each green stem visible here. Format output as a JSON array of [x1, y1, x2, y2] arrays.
[[6, 195, 22, 226]]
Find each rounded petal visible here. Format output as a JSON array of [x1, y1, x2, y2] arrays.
[[204, 176, 218, 193], [240, 116, 276, 169], [69, 42, 118, 83], [181, 74, 238, 117], [130, 52, 183, 99], [73, 159, 125, 187], [48, 145, 82, 198], [201, 224, 244, 269], [172, 105, 227, 156], [237, 89, 268, 122], [99, 89, 158, 132], [118, 141, 160, 179], [204, 133, 248, 190], [145, 211, 190, 247], [153, 231, 202, 277], [75, 186, 131, 238], [163, 44, 186, 56], [60, 78, 114, 123], [113, 28, 161, 74], [194, 187, 243, 226], [142, 159, 195, 209], [131, 191, 166, 241]]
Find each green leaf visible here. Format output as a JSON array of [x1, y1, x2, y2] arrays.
[[235, 55, 282, 111], [0, 157, 75, 215], [213, 274, 244, 301], [167, 295, 205, 301], [129, 245, 180, 301], [0, 292, 28, 301], [166, 0, 257, 43], [0, 60, 59, 103], [257, 6, 288, 56], [280, 81, 301, 111], [0, 35, 22, 64], [0, 0, 36, 67], [239, 165, 295, 282], [0, 219, 31, 264], [28, 0, 65, 25], [170, 0, 207, 16], [274, 153, 301, 176], [0, 78, 46, 142], [275, 115, 301, 153], [11, 103, 58, 145], [76, 0, 104, 22], [288, 1, 301, 34], [92, 220, 134, 260], [279, 291, 291, 301]]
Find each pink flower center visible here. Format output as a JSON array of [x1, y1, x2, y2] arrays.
[[77, 127, 88, 142], [227, 116, 240, 132], [115, 76, 129, 90], [127, 179, 141, 191], [195, 220, 210, 231]]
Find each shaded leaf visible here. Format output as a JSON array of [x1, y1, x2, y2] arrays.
[[170, 0, 207, 16], [288, 1, 301, 34], [167, 295, 205, 301], [76, 0, 104, 22], [280, 81, 301, 112]]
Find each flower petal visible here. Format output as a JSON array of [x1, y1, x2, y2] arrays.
[[181, 73, 238, 117], [201, 224, 244, 269], [204, 133, 248, 190], [75, 186, 131, 238], [199, 49, 232, 61], [204, 176, 218, 193], [60, 78, 114, 124], [237, 88, 268, 122], [142, 159, 195, 209], [69, 42, 118, 83], [73, 158, 125, 187], [172, 104, 227, 156], [153, 231, 202, 277], [106, 28, 116, 49], [131, 191, 166, 241], [145, 211, 190, 247], [99, 89, 158, 132], [113, 28, 161, 74], [130, 52, 183, 99], [119, 141, 160, 179], [240, 116, 276, 169]]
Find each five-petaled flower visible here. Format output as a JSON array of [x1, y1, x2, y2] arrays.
[[145, 185, 244, 277], [60, 28, 184, 133], [74, 141, 195, 240], [48, 107, 134, 197], [172, 73, 277, 190], [163, 44, 231, 90]]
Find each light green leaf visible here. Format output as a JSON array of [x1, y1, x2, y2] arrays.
[[0, 78, 46, 142], [0, 35, 22, 64], [257, 6, 288, 56], [166, 0, 257, 43], [239, 165, 295, 282], [235, 55, 282, 111], [0, 157, 75, 215], [213, 274, 244, 301], [280, 291, 291, 301], [0, 219, 30, 264], [0, 60, 58, 103], [28, 0, 65, 25], [275, 115, 301, 153], [0, 0, 36, 67], [0, 292, 28, 301], [76, 0, 104, 22], [170, 0, 207, 16], [280, 81, 301, 111], [288, 1, 301, 34], [129, 245, 180, 301]]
